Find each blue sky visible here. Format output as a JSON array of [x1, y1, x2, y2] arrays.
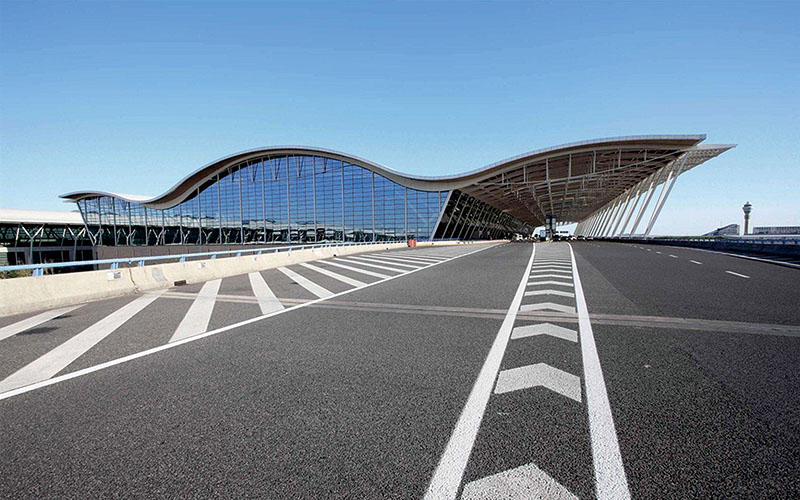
[[1, 0, 798, 235]]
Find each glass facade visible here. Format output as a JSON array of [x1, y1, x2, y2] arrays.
[[75, 154, 529, 247]]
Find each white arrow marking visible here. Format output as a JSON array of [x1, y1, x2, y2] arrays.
[[528, 274, 573, 280], [511, 323, 578, 342], [519, 302, 576, 314], [527, 280, 573, 288], [524, 289, 574, 298], [461, 462, 577, 500], [494, 363, 581, 402]]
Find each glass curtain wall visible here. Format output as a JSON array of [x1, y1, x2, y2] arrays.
[[75, 155, 450, 246]]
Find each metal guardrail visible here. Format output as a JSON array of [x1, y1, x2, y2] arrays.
[[0, 240, 419, 277]]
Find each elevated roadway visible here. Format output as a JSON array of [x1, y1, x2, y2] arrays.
[[1, 242, 798, 498]]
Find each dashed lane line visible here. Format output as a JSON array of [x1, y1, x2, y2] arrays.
[[170, 279, 222, 343], [0, 291, 167, 394], [669, 255, 678, 258], [423, 244, 536, 500], [568, 243, 631, 500], [725, 270, 751, 279], [248, 272, 285, 315], [277, 266, 334, 298], [690, 260, 703, 265], [0, 305, 83, 342], [0, 244, 499, 401]]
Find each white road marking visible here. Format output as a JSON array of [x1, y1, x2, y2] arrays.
[[690, 260, 703, 265], [0, 291, 165, 393], [494, 363, 581, 402], [318, 260, 390, 279], [519, 302, 576, 314], [359, 254, 432, 266], [530, 266, 572, 272], [334, 257, 407, 273], [248, 272, 285, 315], [655, 251, 662, 254], [568, 243, 631, 500], [299, 262, 367, 287], [277, 266, 334, 298], [170, 279, 222, 342], [511, 323, 577, 342], [524, 289, 575, 298], [383, 253, 448, 261], [0, 305, 83, 342], [0, 244, 499, 401], [669, 255, 678, 258], [646, 249, 651, 252], [527, 280, 573, 288], [377, 255, 441, 265], [725, 271, 750, 279], [529, 273, 573, 280], [348, 255, 423, 269], [461, 462, 578, 500], [423, 244, 536, 500]]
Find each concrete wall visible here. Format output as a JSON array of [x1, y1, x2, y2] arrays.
[[0, 240, 501, 317]]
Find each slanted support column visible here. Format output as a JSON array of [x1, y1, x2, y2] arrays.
[[629, 171, 661, 235], [599, 199, 621, 237], [611, 188, 636, 237], [645, 154, 689, 235]]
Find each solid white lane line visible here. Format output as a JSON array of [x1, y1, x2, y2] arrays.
[[461, 462, 577, 500], [524, 289, 575, 298], [0, 244, 499, 402], [248, 272, 285, 315], [0, 305, 83, 342], [511, 323, 577, 342], [0, 291, 165, 393], [170, 279, 222, 342], [423, 244, 535, 500], [527, 280, 573, 288], [690, 260, 703, 265], [568, 243, 630, 500], [334, 257, 408, 273], [348, 255, 423, 269], [318, 260, 390, 279], [725, 271, 750, 279], [277, 266, 334, 298], [494, 363, 581, 402], [519, 303, 576, 314], [299, 262, 366, 287]]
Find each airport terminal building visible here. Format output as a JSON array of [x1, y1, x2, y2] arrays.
[[59, 135, 733, 248]]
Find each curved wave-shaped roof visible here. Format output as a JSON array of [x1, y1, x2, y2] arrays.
[[61, 135, 734, 224]]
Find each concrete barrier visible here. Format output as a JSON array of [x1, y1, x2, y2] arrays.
[[0, 240, 504, 317]]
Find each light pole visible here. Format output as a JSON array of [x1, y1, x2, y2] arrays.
[[742, 202, 752, 235]]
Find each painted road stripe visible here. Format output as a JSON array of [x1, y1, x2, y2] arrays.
[[348, 255, 423, 269], [524, 289, 574, 298], [299, 262, 367, 287], [170, 279, 222, 342], [334, 258, 407, 273], [384, 253, 448, 261], [725, 270, 750, 279], [511, 323, 578, 342], [569, 243, 631, 500], [248, 272, 285, 315], [690, 260, 702, 265], [530, 266, 572, 272], [318, 260, 390, 279], [358, 255, 430, 267], [277, 266, 334, 298], [655, 251, 662, 254], [527, 280, 573, 288], [669, 254, 678, 258], [461, 462, 577, 500], [494, 363, 581, 402], [0, 244, 499, 401], [528, 274, 573, 280], [519, 302, 576, 314], [0, 291, 165, 393], [423, 244, 536, 500], [376, 255, 440, 265], [0, 305, 83, 342]]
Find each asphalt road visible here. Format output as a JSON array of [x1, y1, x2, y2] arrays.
[[1, 241, 798, 498]]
